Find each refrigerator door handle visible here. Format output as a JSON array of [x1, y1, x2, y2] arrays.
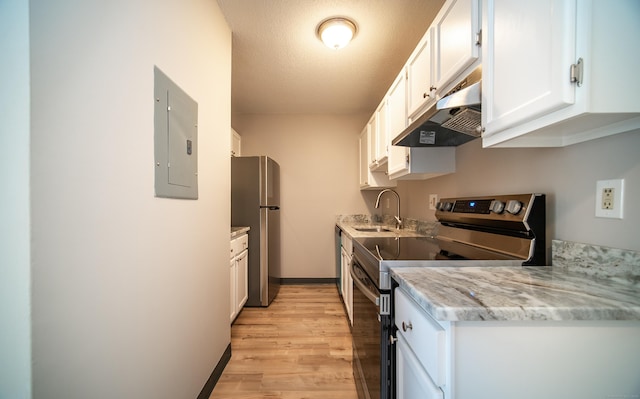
[[260, 205, 280, 210]]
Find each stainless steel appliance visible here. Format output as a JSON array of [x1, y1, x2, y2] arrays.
[[392, 66, 482, 147], [350, 193, 546, 399], [231, 156, 281, 307]]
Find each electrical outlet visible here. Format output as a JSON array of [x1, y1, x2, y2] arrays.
[[429, 194, 438, 211], [595, 179, 624, 219]]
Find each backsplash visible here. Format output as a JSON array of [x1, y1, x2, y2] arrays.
[[336, 215, 438, 236], [552, 240, 640, 285]]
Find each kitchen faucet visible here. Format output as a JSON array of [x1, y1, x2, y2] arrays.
[[375, 189, 402, 229]]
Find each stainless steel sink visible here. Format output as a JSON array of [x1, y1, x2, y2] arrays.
[[354, 226, 392, 232]]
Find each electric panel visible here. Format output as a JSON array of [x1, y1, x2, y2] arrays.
[[154, 66, 198, 199]]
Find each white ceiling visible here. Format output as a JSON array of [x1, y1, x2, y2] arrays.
[[217, 0, 445, 116]]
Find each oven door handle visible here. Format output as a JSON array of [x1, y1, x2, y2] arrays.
[[351, 264, 379, 306]]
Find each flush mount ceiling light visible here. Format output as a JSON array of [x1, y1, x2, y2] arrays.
[[317, 17, 357, 50]]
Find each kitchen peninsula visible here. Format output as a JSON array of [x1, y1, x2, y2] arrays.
[[390, 240, 640, 399]]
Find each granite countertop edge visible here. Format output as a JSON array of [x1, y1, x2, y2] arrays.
[[390, 266, 640, 322], [231, 226, 250, 238]]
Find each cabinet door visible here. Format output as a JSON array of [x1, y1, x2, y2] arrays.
[[367, 115, 378, 169], [229, 257, 236, 322], [396, 333, 444, 399], [236, 250, 248, 312], [482, 0, 577, 135], [407, 28, 435, 118], [434, 0, 481, 90], [387, 71, 409, 178], [359, 128, 369, 188], [341, 247, 353, 325], [360, 123, 397, 190], [375, 100, 388, 167]]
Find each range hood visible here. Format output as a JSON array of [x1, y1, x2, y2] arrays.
[[392, 66, 482, 147]]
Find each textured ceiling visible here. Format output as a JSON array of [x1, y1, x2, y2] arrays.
[[217, 0, 445, 116]]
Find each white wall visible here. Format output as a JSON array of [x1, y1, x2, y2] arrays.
[[397, 129, 640, 253], [29, 1, 231, 398], [234, 114, 370, 278], [0, 1, 32, 398]]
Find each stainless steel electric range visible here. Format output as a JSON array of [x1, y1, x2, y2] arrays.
[[350, 193, 546, 399]]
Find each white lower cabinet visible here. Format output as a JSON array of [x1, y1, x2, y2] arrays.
[[340, 235, 353, 326], [230, 233, 249, 323], [396, 334, 443, 399], [394, 285, 640, 399]]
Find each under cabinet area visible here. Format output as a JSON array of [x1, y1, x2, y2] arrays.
[[481, 0, 640, 147], [230, 233, 248, 323]]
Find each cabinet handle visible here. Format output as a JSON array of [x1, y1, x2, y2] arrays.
[[402, 321, 413, 332]]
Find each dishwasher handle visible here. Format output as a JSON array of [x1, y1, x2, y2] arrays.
[[351, 263, 379, 306]]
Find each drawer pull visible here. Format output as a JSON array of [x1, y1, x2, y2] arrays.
[[402, 321, 413, 332]]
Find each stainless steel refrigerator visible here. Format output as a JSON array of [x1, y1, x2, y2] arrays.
[[231, 156, 281, 306]]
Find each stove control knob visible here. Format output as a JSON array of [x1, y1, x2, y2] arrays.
[[489, 200, 505, 214], [506, 200, 523, 215], [441, 202, 453, 211]]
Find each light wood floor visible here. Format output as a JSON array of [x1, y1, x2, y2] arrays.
[[209, 284, 358, 399]]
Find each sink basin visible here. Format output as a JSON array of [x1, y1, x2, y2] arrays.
[[355, 226, 392, 232]]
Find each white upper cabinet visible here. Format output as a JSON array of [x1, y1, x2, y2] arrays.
[[406, 0, 481, 122], [367, 114, 378, 170], [375, 100, 389, 168], [360, 126, 396, 190], [369, 99, 389, 171], [387, 70, 410, 178], [482, 0, 640, 147], [433, 0, 481, 93], [407, 28, 436, 119]]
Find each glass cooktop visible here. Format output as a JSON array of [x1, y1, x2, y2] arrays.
[[354, 236, 442, 261]]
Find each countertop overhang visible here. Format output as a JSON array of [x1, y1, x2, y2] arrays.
[[391, 265, 640, 322]]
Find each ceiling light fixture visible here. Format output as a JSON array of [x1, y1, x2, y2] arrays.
[[317, 17, 357, 50]]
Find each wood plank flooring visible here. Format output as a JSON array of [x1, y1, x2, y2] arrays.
[[210, 284, 358, 399]]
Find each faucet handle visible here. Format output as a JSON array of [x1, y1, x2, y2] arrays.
[[394, 216, 403, 229]]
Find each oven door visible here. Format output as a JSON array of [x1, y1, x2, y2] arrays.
[[351, 259, 392, 399]]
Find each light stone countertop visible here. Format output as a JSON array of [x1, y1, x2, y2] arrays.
[[336, 215, 436, 239], [337, 222, 428, 239], [390, 265, 640, 322], [231, 226, 250, 239]]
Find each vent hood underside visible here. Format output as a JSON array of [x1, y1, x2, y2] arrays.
[[392, 66, 482, 147]]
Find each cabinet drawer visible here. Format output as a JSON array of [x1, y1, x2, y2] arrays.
[[231, 234, 249, 259], [236, 234, 248, 252], [395, 287, 446, 386]]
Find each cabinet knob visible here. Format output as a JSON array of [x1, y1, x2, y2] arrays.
[[430, 85, 436, 91], [389, 335, 398, 344], [402, 321, 413, 332], [423, 92, 429, 99]]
